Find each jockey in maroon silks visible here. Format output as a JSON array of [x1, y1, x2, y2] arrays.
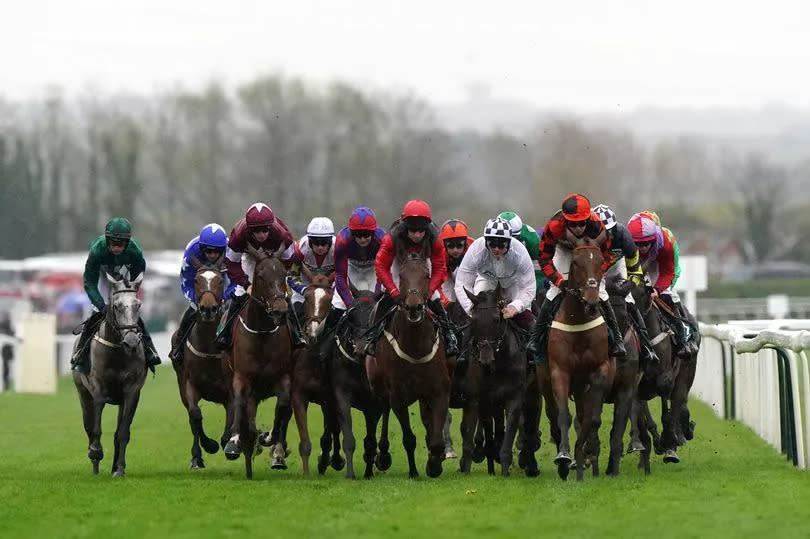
[[362, 199, 459, 357], [214, 202, 306, 349]]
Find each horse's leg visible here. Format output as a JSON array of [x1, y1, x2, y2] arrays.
[[643, 399, 663, 454], [375, 404, 392, 471], [660, 396, 679, 462], [221, 400, 233, 450], [482, 409, 496, 476], [499, 394, 523, 477], [423, 395, 447, 478], [551, 367, 572, 480], [519, 375, 541, 477], [329, 405, 345, 471], [76, 382, 103, 474], [335, 390, 356, 479], [392, 405, 418, 479], [442, 411, 456, 459], [607, 385, 633, 476], [627, 396, 645, 453], [111, 389, 142, 477], [317, 413, 332, 475], [242, 392, 258, 480], [638, 402, 652, 475], [362, 408, 381, 479], [224, 373, 246, 459], [271, 376, 293, 468], [291, 388, 312, 476], [472, 419, 486, 463], [459, 398, 480, 474]]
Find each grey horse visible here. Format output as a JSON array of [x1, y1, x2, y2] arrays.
[[73, 273, 148, 476]]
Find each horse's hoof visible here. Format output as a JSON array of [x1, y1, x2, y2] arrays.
[[112, 469, 125, 478], [524, 464, 540, 478], [331, 453, 346, 471], [557, 462, 570, 480], [88, 447, 104, 462], [224, 441, 241, 461], [685, 420, 696, 440], [201, 437, 220, 455], [553, 452, 572, 467], [271, 457, 288, 470], [257, 432, 273, 447], [663, 449, 680, 464], [426, 458, 443, 478], [317, 455, 329, 475], [472, 446, 486, 463], [375, 452, 392, 472], [628, 440, 645, 453], [190, 458, 205, 469], [445, 449, 458, 459]]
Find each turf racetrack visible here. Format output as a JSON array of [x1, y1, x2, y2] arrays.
[[1, 368, 808, 539]]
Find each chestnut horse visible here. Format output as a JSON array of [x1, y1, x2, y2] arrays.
[[291, 274, 345, 475], [171, 258, 231, 469], [545, 234, 615, 481], [222, 245, 295, 479], [366, 253, 451, 479]]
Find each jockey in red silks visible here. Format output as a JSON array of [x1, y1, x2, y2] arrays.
[[215, 202, 306, 349], [528, 193, 626, 365], [627, 212, 698, 358], [362, 199, 459, 357]]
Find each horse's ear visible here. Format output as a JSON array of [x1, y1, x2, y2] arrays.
[[246, 244, 267, 262], [105, 272, 118, 284], [190, 255, 204, 270], [327, 271, 336, 285], [563, 227, 581, 248], [594, 229, 607, 247], [273, 244, 286, 258], [130, 273, 144, 288], [463, 287, 479, 306]]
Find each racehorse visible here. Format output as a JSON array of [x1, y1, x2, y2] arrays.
[[366, 253, 451, 478], [460, 285, 531, 476], [545, 233, 615, 481], [170, 259, 230, 469], [222, 245, 295, 479], [73, 273, 147, 476], [291, 274, 345, 475]]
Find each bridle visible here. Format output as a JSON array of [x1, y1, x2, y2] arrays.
[[564, 245, 602, 305]]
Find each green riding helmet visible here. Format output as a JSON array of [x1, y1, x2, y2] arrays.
[[498, 211, 523, 238], [105, 217, 133, 241]]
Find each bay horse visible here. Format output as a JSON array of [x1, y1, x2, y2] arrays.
[[170, 258, 230, 469], [291, 274, 345, 476], [222, 245, 295, 479], [329, 287, 391, 479], [460, 285, 533, 476], [73, 273, 147, 476], [545, 233, 615, 481], [366, 253, 451, 479]]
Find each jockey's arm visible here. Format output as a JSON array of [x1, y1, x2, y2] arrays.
[[287, 261, 307, 295], [510, 242, 537, 313], [538, 223, 565, 288], [655, 244, 676, 293], [428, 238, 447, 298], [333, 235, 355, 307], [454, 239, 481, 315], [375, 234, 399, 297], [83, 246, 106, 311]]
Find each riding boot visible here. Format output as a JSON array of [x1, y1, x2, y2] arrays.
[[670, 303, 698, 358], [214, 294, 248, 350], [527, 296, 557, 366], [316, 307, 345, 361], [70, 310, 105, 374], [169, 306, 197, 364], [600, 299, 627, 360], [428, 298, 459, 357], [676, 302, 700, 350], [138, 319, 162, 373], [627, 301, 660, 367], [363, 293, 397, 357], [287, 299, 308, 349]]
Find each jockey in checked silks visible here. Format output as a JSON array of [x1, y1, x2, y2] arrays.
[[591, 204, 660, 366], [214, 202, 307, 350], [528, 193, 627, 365], [362, 199, 459, 358], [627, 211, 699, 359]]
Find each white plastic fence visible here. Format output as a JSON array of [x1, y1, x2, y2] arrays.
[[698, 320, 810, 469]]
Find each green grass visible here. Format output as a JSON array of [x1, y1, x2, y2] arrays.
[[1, 370, 808, 539]]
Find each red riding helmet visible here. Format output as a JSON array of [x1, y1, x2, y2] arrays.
[[401, 199, 432, 220], [245, 203, 275, 228], [348, 206, 378, 231], [439, 219, 470, 241], [561, 193, 592, 222]]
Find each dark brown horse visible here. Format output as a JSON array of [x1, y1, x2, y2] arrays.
[[460, 285, 530, 476], [222, 245, 295, 479], [329, 288, 391, 479], [171, 260, 231, 469], [366, 254, 451, 478], [291, 274, 345, 476], [73, 273, 147, 476], [545, 235, 615, 481]]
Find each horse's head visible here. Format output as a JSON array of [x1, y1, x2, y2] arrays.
[[192, 256, 226, 322], [399, 253, 429, 323], [105, 272, 143, 355], [464, 284, 507, 367], [247, 244, 289, 326], [346, 289, 376, 361], [302, 274, 334, 341], [566, 229, 605, 317], [630, 276, 676, 393]]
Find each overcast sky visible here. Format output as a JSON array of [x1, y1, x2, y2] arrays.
[[2, 0, 809, 111]]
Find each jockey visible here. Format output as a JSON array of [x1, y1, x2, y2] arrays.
[[363, 199, 459, 357], [592, 204, 659, 366], [627, 212, 698, 358], [287, 217, 337, 318], [214, 202, 306, 349], [70, 217, 161, 373], [498, 211, 546, 300], [528, 193, 626, 364], [454, 217, 536, 330], [640, 210, 681, 287], [314, 207, 385, 357], [168, 223, 234, 364], [437, 219, 474, 305]]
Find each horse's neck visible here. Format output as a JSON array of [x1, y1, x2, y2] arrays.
[[645, 304, 662, 335], [557, 296, 596, 323], [391, 312, 436, 355], [99, 311, 118, 343], [189, 317, 218, 350]]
